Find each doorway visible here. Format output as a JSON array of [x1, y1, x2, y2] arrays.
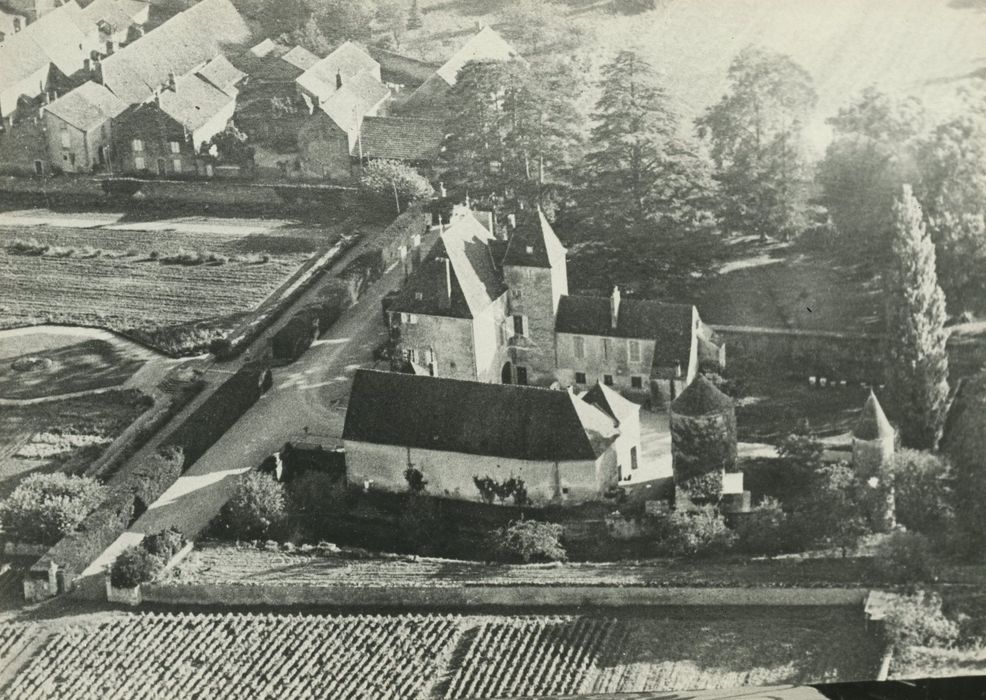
[[501, 361, 512, 384]]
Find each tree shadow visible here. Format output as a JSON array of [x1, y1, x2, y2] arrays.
[[949, 0, 986, 10]]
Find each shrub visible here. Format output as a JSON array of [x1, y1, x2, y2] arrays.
[[359, 159, 433, 214], [791, 462, 871, 556], [873, 531, 941, 584], [490, 519, 566, 563], [220, 472, 287, 539], [0, 473, 105, 545], [651, 506, 736, 557], [735, 497, 789, 556], [110, 545, 163, 589], [288, 471, 347, 539], [142, 527, 186, 561], [884, 591, 959, 660], [404, 466, 427, 493], [893, 449, 956, 535]]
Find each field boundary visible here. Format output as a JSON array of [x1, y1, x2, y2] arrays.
[[141, 582, 868, 608]]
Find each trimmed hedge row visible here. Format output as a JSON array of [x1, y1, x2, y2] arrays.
[[32, 360, 272, 584], [271, 311, 319, 364]]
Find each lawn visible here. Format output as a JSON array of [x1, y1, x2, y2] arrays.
[[0, 390, 153, 498], [0, 213, 346, 355], [0, 334, 148, 400]]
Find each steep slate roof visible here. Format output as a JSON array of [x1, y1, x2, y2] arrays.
[[556, 295, 696, 368], [434, 26, 520, 86], [248, 37, 278, 58], [45, 80, 125, 130], [343, 370, 618, 461], [296, 41, 379, 102], [671, 375, 734, 418], [319, 70, 389, 133], [158, 72, 234, 132], [281, 45, 319, 71], [83, 0, 146, 33], [354, 115, 444, 161], [502, 209, 566, 268], [195, 54, 244, 94], [853, 391, 895, 440], [389, 211, 506, 319], [582, 382, 640, 425], [98, 0, 249, 104]]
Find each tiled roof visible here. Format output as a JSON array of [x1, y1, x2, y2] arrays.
[[354, 115, 444, 161], [280, 45, 319, 71], [556, 295, 696, 368], [582, 382, 640, 424], [158, 72, 234, 132], [853, 391, 895, 440], [196, 54, 244, 94], [671, 375, 734, 417], [319, 70, 389, 133], [248, 38, 278, 57], [83, 0, 147, 33], [434, 26, 520, 86], [343, 369, 618, 461], [98, 0, 249, 104], [502, 209, 566, 269], [45, 80, 125, 130], [390, 210, 506, 319], [295, 41, 379, 102]]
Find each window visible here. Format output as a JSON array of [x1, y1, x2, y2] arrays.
[[131, 138, 143, 153], [525, 245, 533, 254], [603, 374, 614, 386], [414, 291, 423, 300], [497, 322, 506, 347], [573, 335, 584, 360], [516, 366, 528, 385], [513, 314, 525, 336], [169, 141, 180, 154], [60, 128, 70, 149], [630, 446, 638, 470], [13, 18, 21, 31], [133, 156, 145, 170], [172, 158, 182, 173], [630, 375, 643, 389], [408, 314, 418, 324], [629, 339, 641, 362], [603, 337, 611, 361], [574, 371, 586, 385]]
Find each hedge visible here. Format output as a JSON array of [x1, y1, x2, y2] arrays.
[[271, 311, 318, 364]]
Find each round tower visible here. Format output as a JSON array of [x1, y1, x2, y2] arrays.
[[852, 390, 896, 532], [670, 375, 737, 505]]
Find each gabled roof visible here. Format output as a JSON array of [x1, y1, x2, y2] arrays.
[[296, 40, 379, 102], [582, 382, 640, 425], [502, 209, 566, 268], [354, 115, 444, 161], [671, 375, 734, 418], [556, 295, 697, 367], [281, 44, 319, 71], [83, 0, 147, 33], [389, 209, 506, 319], [434, 26, 520, 86], [45, 80, 125, 130], [343, 370, 618, 461], [195, 54, 244, 94], [158, 72, 235, 132], [853, 391, 895, 440], [319, 70, 389, 133], [98, 0, 249, 104], [248, 37, 278, 58]]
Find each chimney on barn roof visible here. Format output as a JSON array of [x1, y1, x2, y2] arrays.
[[610, 286, 621, 329], [168, 70, 176, 91], [336, 70, 342, 89]]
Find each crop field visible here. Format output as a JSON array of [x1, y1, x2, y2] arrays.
[[0, 390, 152, 496], [0, 609, 879, 698], [0, 213, 345, 355]]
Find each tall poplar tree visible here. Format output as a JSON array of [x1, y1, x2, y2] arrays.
[[581, 50, 714, 238], [884, 184, 950, 449]]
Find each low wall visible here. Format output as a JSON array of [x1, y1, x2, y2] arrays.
[[142, 583, 867, 608]]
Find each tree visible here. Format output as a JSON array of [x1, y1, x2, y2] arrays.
[[311, 0, 376, 45], [221, 472, 287, 539], [0, 473, 105, 545], [110, 545, 163, 589], [873, 531, 940, 584], [818, 87, 924, 253], [497, 0, 579, 56], [359, 159, 433, 215], [792, 462, 870, 556], [883, 591, 958, 662], [735, 497, 789, 556], [206, 126, 255, 169], [892, 449, 956, 535], [582, 50, 715, 239], [490, 519, 566, 563], [283, 14, 332, 56], [404, 466, 427, 493], [697, 46, 817, 241], [940, 371, 986, 553], [376, 0, 408, 48], [915, 87, 986, 313], [651, 506, 736, 557], [884, 185, 950, 449]]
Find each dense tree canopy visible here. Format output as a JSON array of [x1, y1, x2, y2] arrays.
[[697, 46, 817, 241]]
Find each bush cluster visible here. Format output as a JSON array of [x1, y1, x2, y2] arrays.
[[0, 474, 106, 545], [650, 506, 736, 557], [109, 527, 187, 589], [883, 591, 959, 661], [490, 519, 566, 563], [219, 472, 287, 540], [873, 531, 941, 584]]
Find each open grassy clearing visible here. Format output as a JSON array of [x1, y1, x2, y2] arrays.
[[736, 377, 868, 443], [0, 608, 879, 698], [408, 0, 985, 152], [0, 391, 152, 498], [0, 215, 346, 355]]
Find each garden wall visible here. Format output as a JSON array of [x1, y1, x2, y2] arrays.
[[142, 582, 868, 608]]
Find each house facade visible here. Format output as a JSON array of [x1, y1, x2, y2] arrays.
[[388, 205, 725, 407], [343, 369, 636, 505], [43, 79, 124, 172]]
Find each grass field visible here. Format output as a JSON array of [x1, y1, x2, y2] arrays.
[[0, 213, 345, 355], [409, 0, 986, 153], [0, 608, 880, 698], [0, 390, 152, 497]]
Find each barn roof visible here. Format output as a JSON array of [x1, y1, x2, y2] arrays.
[[195, 54, 244, 94], [319, 70, 389, 133], [582, 382, 640, 425], [45, 80, 126, 130], [354, 115, 444, 161], [158, 72, 235, 132], [280, 45, 319, 71], [343, 370, 618, 461], [296, 40, 379, 102]]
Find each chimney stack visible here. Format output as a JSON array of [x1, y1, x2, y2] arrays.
[[336, 70, 342, 89], [610, 286, 621, 329], [442, 257, 452, 307], [168, 70, 176, 91], [438, 181, 446, 198]]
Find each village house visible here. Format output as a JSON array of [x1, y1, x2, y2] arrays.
[[1, 0, 57, 25], [43, 79, 124, 172], [343, 369, 640, 505], [387, 205, 724, 408], [82, 0, 149, 52], [0, 4, 26, 43]]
